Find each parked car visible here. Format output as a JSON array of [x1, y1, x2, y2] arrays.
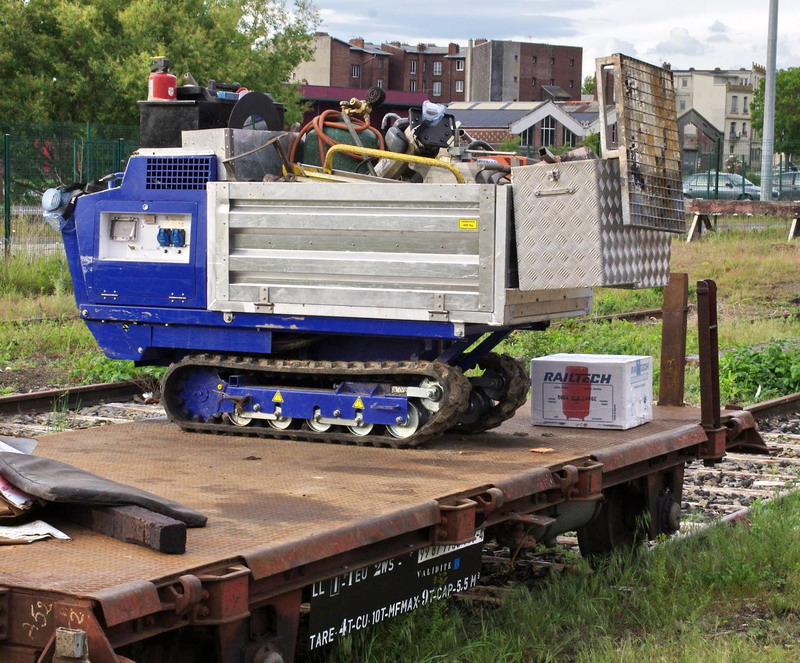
[[682, 172, 777, 200], [774, 169, 800, 200]]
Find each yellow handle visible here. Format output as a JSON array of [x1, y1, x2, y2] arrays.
[[322, 144, 465, 183]]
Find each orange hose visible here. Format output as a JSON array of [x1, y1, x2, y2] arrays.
[[288, 109, 385, 165]]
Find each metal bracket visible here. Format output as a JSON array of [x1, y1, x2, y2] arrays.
[[435, 498, 477, 544], [534, 186, 576, 197]]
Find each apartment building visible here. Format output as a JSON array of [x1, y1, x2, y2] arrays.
[[672, 65, 765, 161]]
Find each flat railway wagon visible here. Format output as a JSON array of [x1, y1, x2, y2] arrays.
[[2, 54, 769, 662], [0, 381, 766, 663]]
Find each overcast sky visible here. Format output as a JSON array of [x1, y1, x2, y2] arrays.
[[317, 1, 799, 80]]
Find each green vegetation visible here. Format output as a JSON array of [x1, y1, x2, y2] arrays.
[[751, 67, 800, 155], [0, 253, 70, 298], [330, 495, 800, 662], [0, 0, 320, 125]]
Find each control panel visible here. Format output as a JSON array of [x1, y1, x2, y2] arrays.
[[98, 212, 192, 263]]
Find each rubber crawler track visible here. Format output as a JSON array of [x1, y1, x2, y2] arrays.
[[162, 354, 472, 448], [454, 353, 531, 435]]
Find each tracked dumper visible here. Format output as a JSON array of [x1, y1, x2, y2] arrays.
[[44, 54, 684, 447]]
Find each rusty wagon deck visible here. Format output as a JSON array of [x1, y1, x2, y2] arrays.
[[4, 405, 705, 594], [0, 403, 754, 662]]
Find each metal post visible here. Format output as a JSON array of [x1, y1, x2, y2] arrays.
[[697, 279, 721, 431], [658, 273, 689, 406], [85, 122, 92, 182], [759, 0, 779, 201], [116, 137, 124, 172], [3, 133, 10, 256], [713, 137, 721, 198]]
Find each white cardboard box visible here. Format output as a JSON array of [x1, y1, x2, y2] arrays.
[[530, 353, 653, 430]]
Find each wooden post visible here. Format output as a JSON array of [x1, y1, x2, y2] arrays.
[[658, 273, 689, 406]]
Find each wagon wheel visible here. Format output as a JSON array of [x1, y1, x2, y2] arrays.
[[577, 483, 648, 561]]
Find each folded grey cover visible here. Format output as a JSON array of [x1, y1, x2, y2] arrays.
[[0, 452, 206, 527]]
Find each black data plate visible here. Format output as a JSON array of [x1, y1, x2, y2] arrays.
[[307, 531, 484, 650]]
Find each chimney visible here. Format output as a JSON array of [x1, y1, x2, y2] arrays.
[[390, 41, 401, 47], [314, 31, 328, 37], [448, 43, 459, 55], [350, 38, 365, 48], [417, 43, 426, 52], [474, 38, 488, 46]]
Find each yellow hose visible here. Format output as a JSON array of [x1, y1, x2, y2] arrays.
[[322, 144, 465, 184]]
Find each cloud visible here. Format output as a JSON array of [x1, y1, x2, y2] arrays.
[[653, 28, 707, 56], [708, 20, 728, 34], [605, 38, 638, 57], [707, 33, 731, 44]]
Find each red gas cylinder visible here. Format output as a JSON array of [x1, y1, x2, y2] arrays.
[[148, 57, 177, 101]]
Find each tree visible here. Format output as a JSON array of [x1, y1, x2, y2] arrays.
[[750, 68, 800, 155], [0, 0, 320, 125], [582, 75, 595, 96]]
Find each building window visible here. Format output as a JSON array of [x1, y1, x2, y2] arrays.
[[731, 95, 738, 113], [569, 80, 574, 88], [679, 99, 686, 111], [611, 123, 617, 145], [456, 60, 464, 71], [432, 81, 442, 97], [410, 60, 417, 75], [743, 96, 749, 113], [681, 78, 688, 87], [423, 61, 427, 73], [730, 122, 737, 138], [550, 57, 555, 65], [532, 77, 537, 86], [563, 127, 577, 148], [520, 127, 534, 147], [550, 79, 555, 85], [433, 61, 442, 76], [742, 123, 747, 136], [513, 76, 518, 83], [376, 78, 383, 89], [541, 116, 555, 147], [569, 59, 575, 66], [351, 64, 361, 79], [409, 80, 416, 92], [532, 56, 537, 64], [456, 80, 464, 93], [377, 58, 384, 69]]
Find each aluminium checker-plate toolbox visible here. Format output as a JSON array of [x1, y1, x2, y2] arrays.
[[205, 179, 592, 326], [511, 54, 685, 290]]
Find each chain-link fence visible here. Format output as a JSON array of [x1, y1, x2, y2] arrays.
[[1, 122, 138, 256], [682, 138, 800, 202]]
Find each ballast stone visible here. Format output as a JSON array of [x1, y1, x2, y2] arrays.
[[530, 353, 653, 430]]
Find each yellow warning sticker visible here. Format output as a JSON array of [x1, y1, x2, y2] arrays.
[[272, 391, 284, 403], [458, 218, 478, 230], [352, 396, 365, 409]]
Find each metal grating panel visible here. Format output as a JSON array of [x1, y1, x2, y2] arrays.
[[145, 156, 213, 190], [596, 54, 685, 233]]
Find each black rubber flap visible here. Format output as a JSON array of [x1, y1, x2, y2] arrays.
[[0, 453, 207, 527]]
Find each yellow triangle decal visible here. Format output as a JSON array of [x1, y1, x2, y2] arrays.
[[352, 396, 365, 409], [272, 391, 284, 403]]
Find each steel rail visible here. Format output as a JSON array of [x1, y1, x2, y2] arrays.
[[0, 381, 145, 416], [743, 392, 800, 420]]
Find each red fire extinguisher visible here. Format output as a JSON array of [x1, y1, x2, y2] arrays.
[[148, 57, 177, 101]]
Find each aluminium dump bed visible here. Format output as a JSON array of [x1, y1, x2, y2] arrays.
[[0, 405, 757, 661]]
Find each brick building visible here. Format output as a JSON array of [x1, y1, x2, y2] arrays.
[[292, 34, 580, 105], [467, 40, 582, 102]]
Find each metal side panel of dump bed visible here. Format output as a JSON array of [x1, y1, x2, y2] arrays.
[[0, 405, 759, 662], [206, 180, 592, 325]]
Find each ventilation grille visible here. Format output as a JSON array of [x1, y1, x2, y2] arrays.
[[145, 157, 213, 190]]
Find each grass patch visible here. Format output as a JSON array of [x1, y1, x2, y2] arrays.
[[0, 253, 71, 297], [328, 495, 800, 662]]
